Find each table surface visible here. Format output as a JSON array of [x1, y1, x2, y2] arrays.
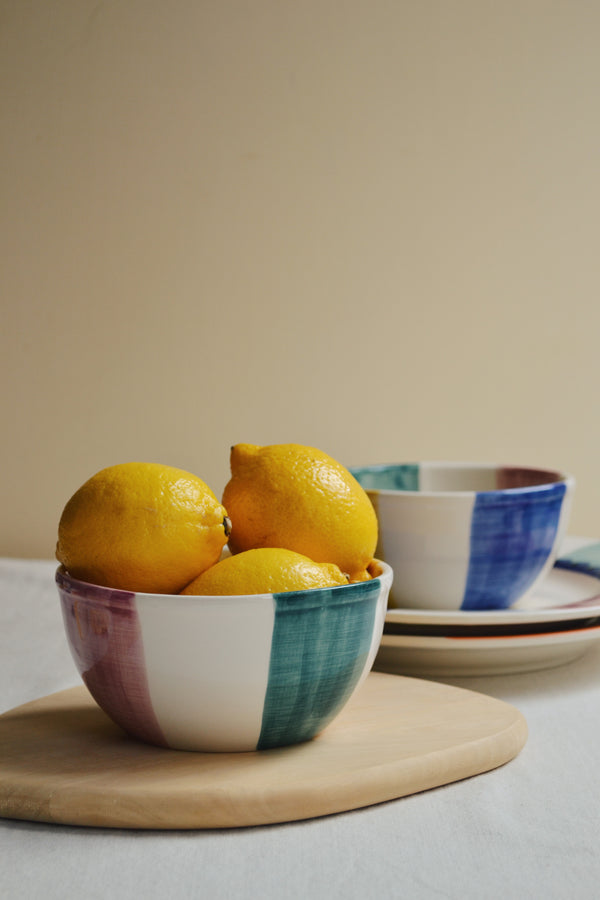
[[2, 557, 600, 900]]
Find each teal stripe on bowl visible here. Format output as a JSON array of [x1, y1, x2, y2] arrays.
[[351, 463, 420, 492], [257, 580, 381, 750]]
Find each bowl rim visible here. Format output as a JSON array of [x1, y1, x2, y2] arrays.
[[351, 461, 575, 498], [55, 559, 393, 603]]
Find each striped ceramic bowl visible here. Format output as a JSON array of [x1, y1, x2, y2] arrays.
[[56, 560, 392, 752], [351, 462, 574, 612]]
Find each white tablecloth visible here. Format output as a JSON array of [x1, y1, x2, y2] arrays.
[[2, 558, 600, 900]]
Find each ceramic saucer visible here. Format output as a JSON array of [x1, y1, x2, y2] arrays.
[[376, 537, 600, 677]]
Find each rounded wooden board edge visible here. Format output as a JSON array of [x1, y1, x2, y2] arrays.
[[0, 673, 528, 830]]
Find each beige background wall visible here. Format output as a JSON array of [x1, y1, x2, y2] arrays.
[[2, 1, 599, 559]]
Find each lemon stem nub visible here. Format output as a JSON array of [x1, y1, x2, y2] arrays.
[[224, 516, 232, 537]]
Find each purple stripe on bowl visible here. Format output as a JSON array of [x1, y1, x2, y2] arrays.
[[496, 467, 564, 490], [56, 569, 168, 748]]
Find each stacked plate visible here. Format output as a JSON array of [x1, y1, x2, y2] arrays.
[[375, 537, 600, 677]]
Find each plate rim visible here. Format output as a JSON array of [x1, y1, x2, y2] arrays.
[[380, 622, 600, 649]]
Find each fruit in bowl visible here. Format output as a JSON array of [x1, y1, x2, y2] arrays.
[[181, 547, 350, 595], [56, 462, 231, 594], [222, 443, 379, 583], [55, 445, 392, 752]]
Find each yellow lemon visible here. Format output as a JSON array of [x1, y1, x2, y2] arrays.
[[181, 547, 348, 595], [222, 443, 378, 581], [56, 462, 231, 593]]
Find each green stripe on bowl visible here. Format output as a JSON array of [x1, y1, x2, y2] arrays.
[[257, 580, 381, 750], [351, 463, 420, 492]]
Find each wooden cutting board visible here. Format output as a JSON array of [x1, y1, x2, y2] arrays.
[[0, 673, 527, 829]]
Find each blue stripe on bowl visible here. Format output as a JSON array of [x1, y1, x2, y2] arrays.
[[462, 481, 567, 610], [257, 580, 381, 750], [350, 463, 419, 492]]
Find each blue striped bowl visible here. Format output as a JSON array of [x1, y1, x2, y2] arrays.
[[56, 560, 392, 752], [351, 463, 574, 612]]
